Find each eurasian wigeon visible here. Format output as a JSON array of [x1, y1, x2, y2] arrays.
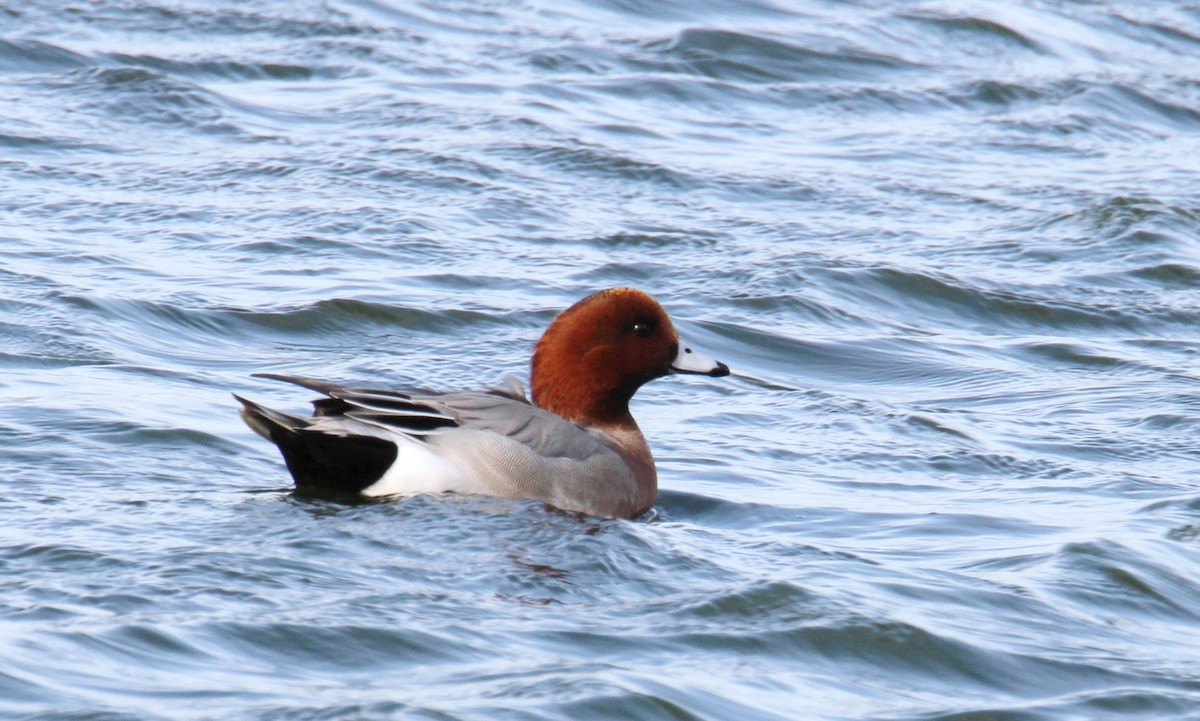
[[235, 287, 729, 519]]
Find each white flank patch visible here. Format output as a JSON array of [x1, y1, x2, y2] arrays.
[[360, 436, 467, 497]]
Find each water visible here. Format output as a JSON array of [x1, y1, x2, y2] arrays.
[[3, 0, 1200, 719]]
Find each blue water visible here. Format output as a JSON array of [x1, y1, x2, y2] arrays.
[[3, 1, 1200, 719]]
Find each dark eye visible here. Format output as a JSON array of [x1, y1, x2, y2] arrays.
[[629, 318, 656, 337]]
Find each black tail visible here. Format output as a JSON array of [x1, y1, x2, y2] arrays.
[[234, 394, 399, 495]]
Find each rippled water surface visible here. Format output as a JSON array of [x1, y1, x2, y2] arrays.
[[3, 1, 1200, 719]]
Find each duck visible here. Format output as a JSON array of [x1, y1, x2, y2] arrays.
[[234, 287, 730, 519]]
